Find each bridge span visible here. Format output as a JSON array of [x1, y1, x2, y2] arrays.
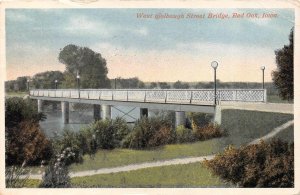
[[30, 89, 267, 126]]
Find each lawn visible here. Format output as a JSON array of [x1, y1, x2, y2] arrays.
[[5, 91, 29, 98], [267, 94, 293, 104], [71, 162, 230, 188], [271, 124, 294, 143]]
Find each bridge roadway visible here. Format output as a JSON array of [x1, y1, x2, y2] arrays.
[[30, 88, 267, 126]]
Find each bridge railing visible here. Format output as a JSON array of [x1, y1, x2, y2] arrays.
[[30, 89, 267, 104]]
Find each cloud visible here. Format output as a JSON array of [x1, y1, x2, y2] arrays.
[[64, 15, 115, 37], [6, 12, 32, 22], [131, 27, 148, 36]]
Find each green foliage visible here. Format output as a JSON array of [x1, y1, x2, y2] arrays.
[[158, 82, 171, 89], [173, 80, 190, 89], [5, 97, 46, 129], [122, 117, 173, 149], [204, 139, 294, 187], [59, 44, 111, 88], [6, 165, 29, 188], [32, 71, 64, 89], [175, 125, 195, 143], [92, 120, 115, 149], [193, 124, 224, 141], [272, 28, 294, 100], [5, 98, 50, 166], [149, 82, 157, 89], [52, 129, 83, 165], [39, 148, 73, 188], [188, 112, 212, 130]]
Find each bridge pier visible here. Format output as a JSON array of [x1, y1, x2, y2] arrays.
[[102, 105, 111, 120], [37, 99, 43, 112], [175, 111, 186, 127], [61, 101, 70, 124], [93, 104, 101, 121], [213, 106, 222, 125]]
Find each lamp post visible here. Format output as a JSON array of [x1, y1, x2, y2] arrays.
[[260, 66, 265, 89], [76, 71, 80, 98], [211, 61, 219, 105], [55, 79, 58, 90], [27, 79, 30, 93]]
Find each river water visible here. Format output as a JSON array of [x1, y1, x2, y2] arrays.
[[40, 105, 141, 138]]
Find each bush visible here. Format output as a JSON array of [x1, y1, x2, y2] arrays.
[[92, 120, 115, 149], [175, 125, 195, 143], [112, 117, 131, 147], [52, 129, 83, 165], [39, 148, 73, 188], [6, 120, 52, 165], [193, 123, 224, 140], [188, 112, 212, 130], [122, 117, 173, 149], [204, 139, 294, 187], [6, 165, 29, 188]]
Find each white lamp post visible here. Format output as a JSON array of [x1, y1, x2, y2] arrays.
[[260, 66, 265, 89], [211, 61, 219, 105]]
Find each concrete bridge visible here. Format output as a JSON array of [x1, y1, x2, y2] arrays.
[[29, 88, 267, 127]]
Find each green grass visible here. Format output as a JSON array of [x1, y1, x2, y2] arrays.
[[5, 91, 28, 98], [218, 109, 293, 148], [26, 109, 293, 174], [69, 140, 219, 171], [23, 179, 41, 188], [271, 125, 294, 143], [71, 162, 230, 188], [267, 95, 293, 104]]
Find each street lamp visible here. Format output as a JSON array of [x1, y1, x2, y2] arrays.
[[211, 61, 219, 105], [260, 66, 265, 89], [55, 80, 58, 89], [27, 79, 30, 93], [76, 71, 80, 98]]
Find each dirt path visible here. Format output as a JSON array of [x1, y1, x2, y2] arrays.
[[25, 120, 294, 180]]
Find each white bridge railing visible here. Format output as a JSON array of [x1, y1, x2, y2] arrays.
[[30, 89, 267, 104]]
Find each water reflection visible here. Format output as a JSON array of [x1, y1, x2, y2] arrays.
[[40, 106, 140, 138]]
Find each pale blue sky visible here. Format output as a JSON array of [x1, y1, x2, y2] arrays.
[[6, 8, 294, 82]]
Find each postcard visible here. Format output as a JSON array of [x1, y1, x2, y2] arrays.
[[0, 0, 299, 195]]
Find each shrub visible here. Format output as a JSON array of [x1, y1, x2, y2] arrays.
[[6, 120, 52, 165], [92, 120, 115, 149], [52, 129, 83, 165], [5, 97, 46, 129], [6, 165, 29, 188], [39, 148, 73, 188], [193, 123, 224, 140], [112, 117, 131, 147], [175, 125, 195, 143], [188, 112, 212, 130], [204, 139, 294, 187], [122, 117, 173, 149]]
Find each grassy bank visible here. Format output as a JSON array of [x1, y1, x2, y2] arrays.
[[26, 109, 293, 173], [267, 95, 293, 104], [5, 91, 28, 98], [71, 162, 229, 188]]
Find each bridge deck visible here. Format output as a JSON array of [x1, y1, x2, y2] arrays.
[[30, 89, 266, 113]]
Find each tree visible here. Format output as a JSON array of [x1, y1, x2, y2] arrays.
[[272, 28, 294, 100], [16, 76, 28, 91], [173, 80, 189, 89], [158, 82, 171, 89], [32, 71, 64, 89], [149, 82, 157, 89], [59, 44, 111, 88]]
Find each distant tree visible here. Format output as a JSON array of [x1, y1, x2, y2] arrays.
[[16, 76, 28, 91], [158, 82, 171, 89], [173, 80, 189, 89], [58, 44, 111, 88], [149, 82, 158, 89], [272, 28, 294, 100], [32, 71, 64, 89], [114, 77, 145, 89]]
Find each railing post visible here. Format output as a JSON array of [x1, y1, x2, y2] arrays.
[[144, 91, 147, 102], [190, 91, 193, 104], [264, 89, 267, 102], [99, 91, 102, 100], [112, 91, 114, 101], [165, 91, 168, 103], [127, 90, 129, 101]]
